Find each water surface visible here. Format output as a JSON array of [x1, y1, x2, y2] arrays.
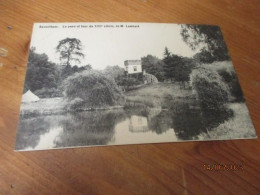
[[15, 105, 208, 150]]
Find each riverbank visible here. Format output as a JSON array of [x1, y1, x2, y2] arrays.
[[20, 97, 124, 117], [20, 82, 194, 117], [20, 97, 65, 116], [198, 103, 256, 140]]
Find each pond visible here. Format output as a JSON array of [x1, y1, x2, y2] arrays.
[[15, 101, 214, 151]]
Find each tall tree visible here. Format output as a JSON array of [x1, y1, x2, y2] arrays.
[[163, 47, 174, 80], [174, 57, 195, 88], [163, 47, 171, 58], [180, 25, 230, 61], [56, 38, 85, 67]]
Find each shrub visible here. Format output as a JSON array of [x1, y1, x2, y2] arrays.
[[62, 70, 125, 109], [200, 61, 244, 102], [190, 67, 231, 111], [118, 77, 143, 91], [218, 69, 244, 102]]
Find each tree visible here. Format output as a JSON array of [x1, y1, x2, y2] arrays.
[[174, 57, 195, 88], [180, 25, 230, 61], [62, 70, 125, 109], [82, 64, 92, 71], [163, 47, 175, 80], [141, 55, 165, 81], [191, 66, 234, 129], [103, 65, 125, 84], [162, 47, 195, 85], [56, 38, 85, 67], [163, 49, 184, 82], [190, 67, 231, 111], [24, 47, 60, 97], [193, 48, 215, 64], [164, 47, 171, 58]]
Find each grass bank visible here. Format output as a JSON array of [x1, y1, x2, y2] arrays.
[[20, 97, 123, 117], [199, 103, 257, 140], [125, 82, 193, 108], [20, 97, 65, 116]]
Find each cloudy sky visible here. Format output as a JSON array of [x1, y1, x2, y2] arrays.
[[31, 23, 199, 70]]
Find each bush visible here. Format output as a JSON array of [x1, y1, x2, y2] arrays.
[[118, 77, 143, 91], [218, 69, 244, 102], [200, 61, 244, 102], [62, 70, 125, 109], [191, 67, 231, 111]]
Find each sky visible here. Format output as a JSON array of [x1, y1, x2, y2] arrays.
[[31, 23, 199, 70]]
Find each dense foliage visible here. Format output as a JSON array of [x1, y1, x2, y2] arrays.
[[191, 67, 231, 111], [24, 47, 59, 96], [193, 49, 215, 64], [141, 55, 164, 81], [59, 64, 92, 83], [118, 77, 143, 91], [162, 47, 194, 86], [24, 47, 92, 98], [103, 65, 125, 84], [218, 71, 243, 102], [181, 25, 230, 62], [207, 61, 244, 102], [63, 70, 124, 109]]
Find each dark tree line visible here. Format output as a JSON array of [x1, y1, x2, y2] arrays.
[[24, 47, 59, 93], [139, 47, 194, 88], [162, 47, 195, 85], [24, 47, 91, 98], [141, 55, 165, 81]]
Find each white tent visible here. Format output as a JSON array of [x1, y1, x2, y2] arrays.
[[22, 90, 40, 103]]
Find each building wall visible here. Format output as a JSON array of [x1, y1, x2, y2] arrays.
[[126, 64, 142, 74], [124, 60, 142, 74]]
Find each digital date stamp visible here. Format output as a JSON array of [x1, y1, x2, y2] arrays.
[[203, 163, 243, 171]]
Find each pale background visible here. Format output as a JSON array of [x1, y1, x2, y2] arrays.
[[31, 23, 199, 69], [0, 0, 259, 194]]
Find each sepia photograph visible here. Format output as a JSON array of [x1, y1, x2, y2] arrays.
[[15, 22, 257, 151]]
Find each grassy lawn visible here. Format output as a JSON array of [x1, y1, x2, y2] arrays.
[[199, 103, 257, 140], [125, 82, 193, 107], [20, 97, 124, 116], [20, 97, 65, 116]]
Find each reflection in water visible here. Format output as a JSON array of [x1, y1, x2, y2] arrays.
[[149, 111, 173, 135], [110, 118, 177, 145], [15, 117, 51, 150], [25, 127, 63, 150], [16, 99, 228, 150], [55, 110, 126, 147], [129, 115, 149, 132]]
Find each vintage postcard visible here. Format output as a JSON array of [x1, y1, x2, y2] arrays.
[[15, 22, 257, 151]]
